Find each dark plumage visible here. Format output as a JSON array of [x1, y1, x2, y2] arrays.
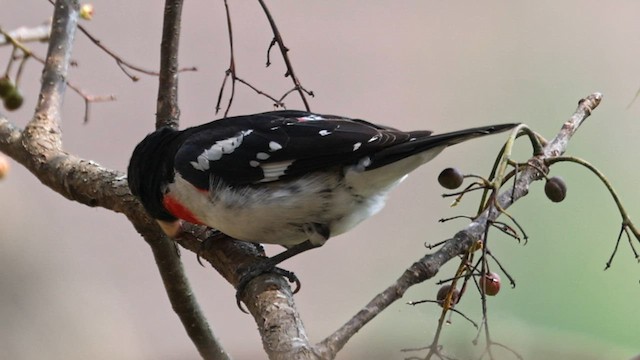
[[128, 110, 516, 278]]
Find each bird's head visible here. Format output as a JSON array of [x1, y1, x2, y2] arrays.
[[128, 126, 185, 236]]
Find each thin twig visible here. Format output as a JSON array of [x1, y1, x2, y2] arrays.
[[215, 0, 283, 116], [258, 0, 313, 111], [64, 81, 116, 123], [546, 155, 640, 266], [43, 0, 197, 82]]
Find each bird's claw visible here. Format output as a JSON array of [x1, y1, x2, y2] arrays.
[[235, 262, 301, 313]]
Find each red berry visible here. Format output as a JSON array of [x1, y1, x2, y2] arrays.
[[479, 272, 501, 296]]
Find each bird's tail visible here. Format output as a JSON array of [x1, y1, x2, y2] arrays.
[[369, 123, 518, 170], [420, 123, 518, 147]]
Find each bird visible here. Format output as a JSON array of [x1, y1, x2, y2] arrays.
[[128, 110, 516, 292]]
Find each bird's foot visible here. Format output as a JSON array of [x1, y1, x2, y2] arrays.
[[235, 260, 301, 313], [194, 229, 228, 266]]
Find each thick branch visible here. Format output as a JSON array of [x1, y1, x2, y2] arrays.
[[176, 225, 318, 360], [27, 0, 78, 137]]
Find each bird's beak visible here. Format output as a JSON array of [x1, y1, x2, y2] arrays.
[[157, 219, 182, 238]]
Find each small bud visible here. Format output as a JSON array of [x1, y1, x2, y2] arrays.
[[0, 76, 14, 98], [438, 167, 464, 189], [545, 176, 567, 203], [0, 155, 9, 180], [436, 284, 460, 307], [479, 272, 501, 296], [80, 3, 94, 20], [3, 88, 23, 111]]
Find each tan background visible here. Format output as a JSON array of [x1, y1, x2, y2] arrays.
[[1, 1, 639, 359]]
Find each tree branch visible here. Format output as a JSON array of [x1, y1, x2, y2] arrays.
[[0, 2, 607, 359], [0, 22, 51, 46], [314, 93, 603, 358], [155, 0, 183, 129], [0, 1, 226, 359], [258, 0, 312, 111], [143, 1, 230, 359]]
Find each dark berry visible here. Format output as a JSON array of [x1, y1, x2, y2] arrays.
[[479, 272, 501, 296], [0, 76, 14, 98], [545, 176, 567, 203], [436, 284, 460, 306], [438, 167, 464, 189], [4, 88, 23, 111]]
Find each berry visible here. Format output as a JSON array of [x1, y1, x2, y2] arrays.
[[479, 272, 501, 296], [3, 88, 23, 111], [436, 284, 460, 306], [80, 4, 94, 20], [438, 167, 464, 189], [0, 76, 14, 98], [0, 155, 8, 180], [545, 176, 567, 203]]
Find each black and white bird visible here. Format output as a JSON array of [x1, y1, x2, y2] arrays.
[[128, 110, 516, 286]]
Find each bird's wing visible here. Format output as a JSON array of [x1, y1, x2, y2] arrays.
[[173, 110, 433, 189]]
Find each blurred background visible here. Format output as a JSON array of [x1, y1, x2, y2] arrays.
[[1, 1, 639, 359]]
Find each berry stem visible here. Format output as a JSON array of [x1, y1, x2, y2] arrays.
[[547, 156, 640, 253]]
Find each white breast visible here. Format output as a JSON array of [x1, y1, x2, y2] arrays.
[[167, 147, 443, 247], [167, 171, 395, 247]]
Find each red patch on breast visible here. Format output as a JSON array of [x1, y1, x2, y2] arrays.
[[162, 194, 203, 225]]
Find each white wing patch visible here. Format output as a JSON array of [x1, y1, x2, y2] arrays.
[[269, 141, 283, 152], [259, 160, 294, 182], [298, 115, 324, 121], [353, 142, 362, 151], [353, 156, 372, 172], [191, 129, 254, 171], [319, 130, 332, 136]]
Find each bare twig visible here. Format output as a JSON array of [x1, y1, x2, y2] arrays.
[[215, 0, 283, 116], [64, 81, 116, 124], [258, 0, 313, 111], [42, 0, 197, 83], [216, 0, 236, 117], [76, 23, 196, 82]]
